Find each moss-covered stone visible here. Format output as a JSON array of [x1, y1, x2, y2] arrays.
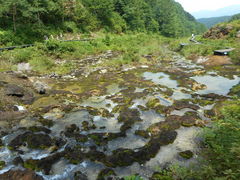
[[179, 150, 194, 159], [229, 83, 240, 97], [97, 168, 116, 180], [135, 130, 150, 138], [28, 126, 51, 134], [82, 121, 96, 131], [89, 132, 125, 146], [38, 118, 54, 127], [0, 161, 5, 170], [146, 97, 161, 109], [118, 108, 142, 132], [8, 131, 64, 151], [24, 152, 65, 174], [74, 171, 88, 180]]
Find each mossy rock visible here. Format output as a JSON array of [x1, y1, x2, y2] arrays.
[[179, 150, 194, 159], [74, 171, 88, 180], [146, 97, 161, 109], [28, 126, 51, 134], [82, 121, 96, 131], [137, 105, 149, 111], [8, 132, 55, 150], [24, 152, 65, 174], [118, 108, 142, 132], [0, 161, 5, 170], [105, 148, 135, 167], [204, 109, 216, 118], [97, 168, 116, 180], [229, 84, 240, 97], [38, 118, 54, 127], [135, 130, 150, 138]]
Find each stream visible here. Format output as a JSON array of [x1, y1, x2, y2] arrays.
[[0, 55, 239, 180]]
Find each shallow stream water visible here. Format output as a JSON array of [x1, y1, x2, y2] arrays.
[[0, 57, 239, 180]]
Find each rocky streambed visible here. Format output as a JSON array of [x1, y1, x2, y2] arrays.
[[0, 54, 239, 180]]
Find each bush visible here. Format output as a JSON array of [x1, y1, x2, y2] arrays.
[[29, 55, 54, 73]]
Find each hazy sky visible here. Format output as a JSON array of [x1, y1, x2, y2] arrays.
[[175, 0, 240, 12]]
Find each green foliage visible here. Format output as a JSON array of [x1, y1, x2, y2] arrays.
[[29, 55, 54, 73], [230, 13, 240, 22], [0, 0, 206, 45]]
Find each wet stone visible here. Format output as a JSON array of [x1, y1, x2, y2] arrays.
[[13, 156, 24, 166], [74, 171, 88, 180], [24, 152, 65, 175], [8, 131, 59, 151]]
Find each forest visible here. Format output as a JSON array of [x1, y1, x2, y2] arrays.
[[0, 0, 206, 44]]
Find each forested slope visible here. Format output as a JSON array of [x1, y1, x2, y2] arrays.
[[0, 0, 206, 44]]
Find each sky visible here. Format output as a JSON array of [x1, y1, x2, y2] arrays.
[[175, 0, 240, 12]]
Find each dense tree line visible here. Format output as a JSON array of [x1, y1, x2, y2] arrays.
[[0, 0, 206, 43], [230, 13, 240, 21]]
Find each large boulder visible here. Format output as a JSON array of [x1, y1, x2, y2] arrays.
[[5, 84, 25, 97], [33, 81, 48, 94]]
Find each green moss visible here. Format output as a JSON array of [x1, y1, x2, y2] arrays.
[[24, 159, 40, 171], [146, 97, 161, 109], [179, 150, 193, 159], [0, 161, 5, 170], [97, 169, 116, 180]]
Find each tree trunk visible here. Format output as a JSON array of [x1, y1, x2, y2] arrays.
[[12, 4, 17, 32]]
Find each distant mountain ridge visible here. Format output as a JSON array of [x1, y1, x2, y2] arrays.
[[193, 4, 240, 19], [197, 16, 232, 28]]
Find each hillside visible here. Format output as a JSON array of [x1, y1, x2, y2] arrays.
[[192, 4, 240, 18], [0, 0, 206, 45], [203, 19, 240, 39], [197, 16, 232, 28]]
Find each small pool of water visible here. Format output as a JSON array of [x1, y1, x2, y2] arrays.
[[143, 72, 178, 89], [191, 75, 240, 95]]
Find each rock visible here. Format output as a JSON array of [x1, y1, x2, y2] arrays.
[[97, 168, 116, 180], [199, 93, 226, 100], [28, 126, 51, 134], [118, 108, 142, 132], [33, 81, 48, 94], [17, 63, 32, 72], [8, 132, 55, 150], [158, 131, 178, 146], [24, 152, 65, 175], [13, 156, 24, 166], [0, 111, 27, 121], [135, 130, 150, 138], [192, 82, 207, 91], [202, 55, 232, 66], [5, 84, 25, 97], [236, 30, 240, 38], [0, 169, 43, 180], [74, 171, 88, 180], [0, 161, 5, 170], [179, 150, 194, 159]]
